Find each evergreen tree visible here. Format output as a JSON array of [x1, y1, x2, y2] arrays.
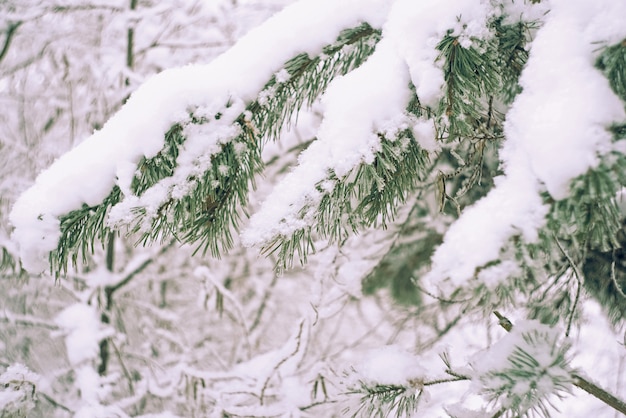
[[7, 0, 626, 416]]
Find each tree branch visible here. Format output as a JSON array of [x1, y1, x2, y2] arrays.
[[0, 310, 59, 330], [107, 240, 175, 296], [0, 21, 22, 64], [572, 372, 626, 416], [39, 391, 74, 414]]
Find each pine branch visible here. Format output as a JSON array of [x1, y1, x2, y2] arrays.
[[596, 39, 626, 103], [348, 382, 424, 418], [436, 33, 501, 142], [52, 187, 122, 275], [263, 125, 430, 271], [493, 312, 626, 416], [250, 22, 381, 141], [348, 375, 469, 418]]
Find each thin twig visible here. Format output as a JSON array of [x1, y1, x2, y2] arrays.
[[107, 240, 175, 295], [300, 399, 339, 411], [423, 376, 469, 386], [39, 392, 73, 414], [611, 254, 626, 299], [0, 21, 22, 63], [259, 320, 306, 405], [553, 234, 582, 337], [110, 339, 135, 396], [415, 283, 471, 304], [250, 273, 279, 333], [445, 369, 471, 381], [0, 310, 59, 330], [419, 313, 462, 351]]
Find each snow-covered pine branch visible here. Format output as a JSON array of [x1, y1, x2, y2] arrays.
[[10, 0, 391, 275]]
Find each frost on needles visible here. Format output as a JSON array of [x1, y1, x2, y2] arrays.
[[8, 0, 626, 417]]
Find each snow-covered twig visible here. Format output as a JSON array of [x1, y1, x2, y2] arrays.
[[259, 319, 306, 405]]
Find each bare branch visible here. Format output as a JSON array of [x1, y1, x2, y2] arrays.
[[0, 21, 22, 64], [0, 310, 59, 330], [572, 372, 626, 416], [259, 320, 306, 405], [39, 391, 74, 414]]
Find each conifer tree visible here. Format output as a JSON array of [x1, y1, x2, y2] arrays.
[[8, 0, 626, 416]]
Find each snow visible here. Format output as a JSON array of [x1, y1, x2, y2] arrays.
[[426, 171, 548, 289], [412, 119, 439, 153], [55, 303, 114, 365], [504, 1, 625, 200], [356, 345, 427, 386], [54, 303, 120, 414], [0, 391, 22, 413], [10, 0, 393, 273], [561, 301, 626, 416], [500, 0, 550, 26], [476, 259, 522, 289]]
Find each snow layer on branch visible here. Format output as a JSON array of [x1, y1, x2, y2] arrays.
[[356, 345, 427, 386], [385, 0, 493, 107], [425, 0, 626, 291], [505, 0, 626, 200], [9, 0, 392, 273], [242, 37, 411, 246]]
